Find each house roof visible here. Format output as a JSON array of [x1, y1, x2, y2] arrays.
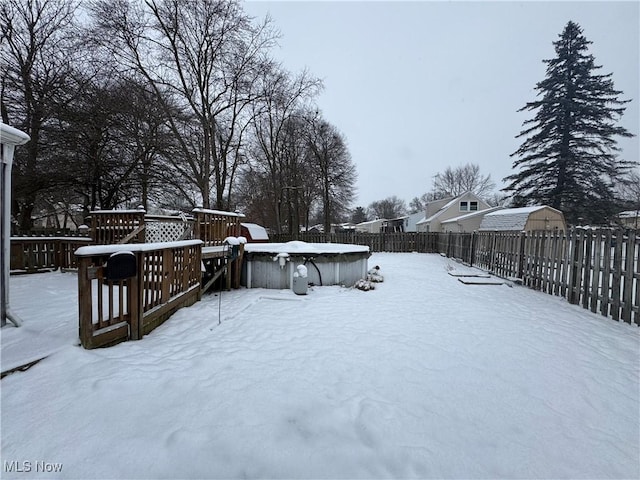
[[422, 197, 460, 223], [416, 197, 460, 225], [618, 210, 640, 219], [440, 207, 503, 224], [416, 192, 489, 225], [479, 206, 555, 231], [356, 218, 386, 226]]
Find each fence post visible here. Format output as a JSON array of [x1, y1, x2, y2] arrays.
[[129, 252, 144, 340], [516, 232, 526, 279], [581, 230, 593, 309], [469, 232, 477, 267], [610, 229, 624, 320], [621, 230, 635, 324], [78, 257, 94, 348], [567, 229, 581, 305]]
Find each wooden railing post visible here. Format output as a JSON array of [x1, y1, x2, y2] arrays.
[[78, 256, 94, 348], [129, 253, 143, 341]]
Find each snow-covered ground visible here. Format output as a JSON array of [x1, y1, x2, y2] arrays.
[[1, 252, 639, 479]]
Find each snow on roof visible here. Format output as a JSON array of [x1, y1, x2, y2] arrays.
[[441, 207, 503, 224], [618, 210, 640, 218], [356, 219, 386, 226], [479, 206, 551, 231], [422, 197, 460, 223], [244, 241, 369, 255], [0, 122, 30, 146], [241, 222, 269, 240], [484, 206, 546, 216]]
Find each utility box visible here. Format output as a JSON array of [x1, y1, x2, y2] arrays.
[[292, 264, 308, 295], [292, 275, 308, 295]]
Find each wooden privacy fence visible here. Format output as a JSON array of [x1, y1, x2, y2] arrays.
[[276, 229, 639, 326], [271, 231, 440, 252], [75, 240, 202, 349], [10, 237, 92, 272]]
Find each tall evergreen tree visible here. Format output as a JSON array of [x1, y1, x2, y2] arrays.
[[503, 21, 634, 225]]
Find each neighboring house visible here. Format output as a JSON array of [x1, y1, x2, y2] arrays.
[[382, 216, 407, 233], [355, 218, 387, 233], [404, 211, 425, 233], [332, 223, 356, 233], [617, 210, 640, 230], [31, 204, 84, 231], [440, 207, 503, 233], [479, 206, 566, 233], [304, 224, 323, 233], [416, 192, 492, 233]]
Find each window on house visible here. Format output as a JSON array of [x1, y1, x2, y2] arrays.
[[470, 201, 478, 211], [460, 201, 468, 211]]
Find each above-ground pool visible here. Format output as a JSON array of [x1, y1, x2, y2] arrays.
[[241, 241, 371, 289]]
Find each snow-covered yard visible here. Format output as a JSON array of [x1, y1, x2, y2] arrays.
[[1, 252, 639, 479]]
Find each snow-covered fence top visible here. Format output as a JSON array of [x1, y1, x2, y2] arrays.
[[192, 208, 245, 217]]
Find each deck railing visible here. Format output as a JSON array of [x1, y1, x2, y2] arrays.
[[192, 208, 243, 247], [10, 237, 92, 272], [90, 210, 146, 245], [75, 240, 202, 349], [88, 208, 240, 246]]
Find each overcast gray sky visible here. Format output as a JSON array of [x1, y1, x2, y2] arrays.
[[243, 0, 639, 208]]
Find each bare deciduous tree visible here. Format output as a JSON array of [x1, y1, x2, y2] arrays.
[[432, 163, 495, 199], [367, 196, 407, 220], [250, 65, 322, 233], [90, 0, 277, 209], [1, 0, 81, 230], [306, 116, 356, 233]]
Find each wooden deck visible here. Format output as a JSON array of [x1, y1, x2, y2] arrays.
[[75, 241, 203, 349]]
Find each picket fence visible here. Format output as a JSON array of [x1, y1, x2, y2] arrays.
[[273, 229, 639, 326]]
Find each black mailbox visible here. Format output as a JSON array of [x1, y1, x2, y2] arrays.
[[105, 251, 137, 281]]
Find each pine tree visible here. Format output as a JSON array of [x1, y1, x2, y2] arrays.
[[503, 21, 635, 225]]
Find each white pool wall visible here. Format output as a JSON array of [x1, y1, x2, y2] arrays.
[[242, 242, 371, 289]]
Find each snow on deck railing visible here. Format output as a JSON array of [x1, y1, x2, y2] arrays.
[[76, 240, 202, 349], [192, 208, 245, 217]]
